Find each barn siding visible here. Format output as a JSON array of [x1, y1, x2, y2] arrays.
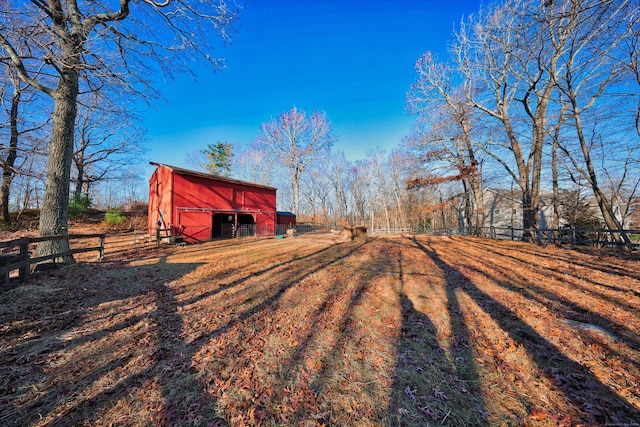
[[148, 165, 175, 235], [148, 163, 278, 242]]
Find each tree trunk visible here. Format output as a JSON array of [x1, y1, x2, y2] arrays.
[[0, 83, 20, 223], [573, 111, 631, 246], [292, 181, 299, 217], [461, 178, 473, 232], [74, 155, 85, 200], [551, 137, 560, 234], [439, 192, 447, 229], [83, 180, 91, 199], [292, 165, 301, 217], [528, 122, 545, 243], [521, 189, 535, 235], [462, 124, 484, 235], [470, 173, 484, 236], [382, 196, 391, 231], [392, 185, 406, 230], [36, 77, 78, 263], [500, 116, 539, 241]]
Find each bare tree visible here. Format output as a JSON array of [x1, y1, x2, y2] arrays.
[[0, 65, 49, 224], [0, 68, 24, 224], [348, 160, 370, 226], [542, 0, 637, 246], [73, 103, 147, 201], [256, 107, 335, 217], [452, 0, 571, 240], [627, 8, 640, 137], [0, 0, 238, 261], [327, 151, 352, 225], [10, 145, 48, 219], [234, 142, 277, 186], [549, 102, 570, 234], [300, 162, 332, 222], [388, 148, 410, 230], [366, 148, 392, 230], [408, 53, 486, 234], [602, 142, 640, 228]]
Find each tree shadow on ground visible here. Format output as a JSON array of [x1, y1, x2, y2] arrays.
[[444, 242, 640, 367], [410, 237, 640, 425], [2, 237, 365, 426], [463, 238, 640, 297], [388, 241, 487, 426], [280, 241, 391, 425], [445, 239, 640, 358], [466, 238, 639, 280], [189, 239, 373, 425], [0, 256, 213, 426]]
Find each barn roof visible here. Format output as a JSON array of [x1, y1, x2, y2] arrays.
[[150, 162, 277, 191]]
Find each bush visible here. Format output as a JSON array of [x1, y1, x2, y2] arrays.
[[128, 201, 148, 214], [105, 208, 128, 226], [69, 195, 91, 219]]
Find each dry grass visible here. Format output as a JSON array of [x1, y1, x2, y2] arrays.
[[1, 234, 639, 426]]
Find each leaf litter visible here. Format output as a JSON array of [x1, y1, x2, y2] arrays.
[[1, 234, 638, 426]]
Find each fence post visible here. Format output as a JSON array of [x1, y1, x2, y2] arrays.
[[156, 228, 160, 247], [570, 229, 576, 249], [18, 237, 30, 283], [536, 229, 543, 245], [98, 235, 105, 259]]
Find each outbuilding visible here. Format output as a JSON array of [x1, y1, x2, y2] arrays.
[[276, 211, 297, 229], [148, 163, 279, 242]]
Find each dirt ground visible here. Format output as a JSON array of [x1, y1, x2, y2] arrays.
[[1, 233, 639, 426]]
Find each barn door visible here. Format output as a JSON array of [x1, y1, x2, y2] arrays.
[[178, 211, 212, 242]]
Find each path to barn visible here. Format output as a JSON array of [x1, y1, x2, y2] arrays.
[[1, 234, 639, 426]]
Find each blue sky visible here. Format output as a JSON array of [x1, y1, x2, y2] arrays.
[[142, 0, 483, 173]]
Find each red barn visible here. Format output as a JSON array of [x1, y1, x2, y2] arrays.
[[148, 163, 278, 242]]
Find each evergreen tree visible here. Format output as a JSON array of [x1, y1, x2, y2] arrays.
[[202, 142, 233, 177]]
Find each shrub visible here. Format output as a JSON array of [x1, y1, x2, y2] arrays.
[[69, 195, 91, 219], [105, 208, 128, 226], [128, 201, 149, 214]]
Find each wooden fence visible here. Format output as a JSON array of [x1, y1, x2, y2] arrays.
[[370, 226, 640, 249], [0, 233, 105, 284], [477, 226, 640, 249]]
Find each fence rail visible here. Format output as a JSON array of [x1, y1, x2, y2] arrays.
[[3, 224, 633, 286], [369, 226, 640, 249], [0, 233, 105, 285], [153, 223, 334, 242]]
